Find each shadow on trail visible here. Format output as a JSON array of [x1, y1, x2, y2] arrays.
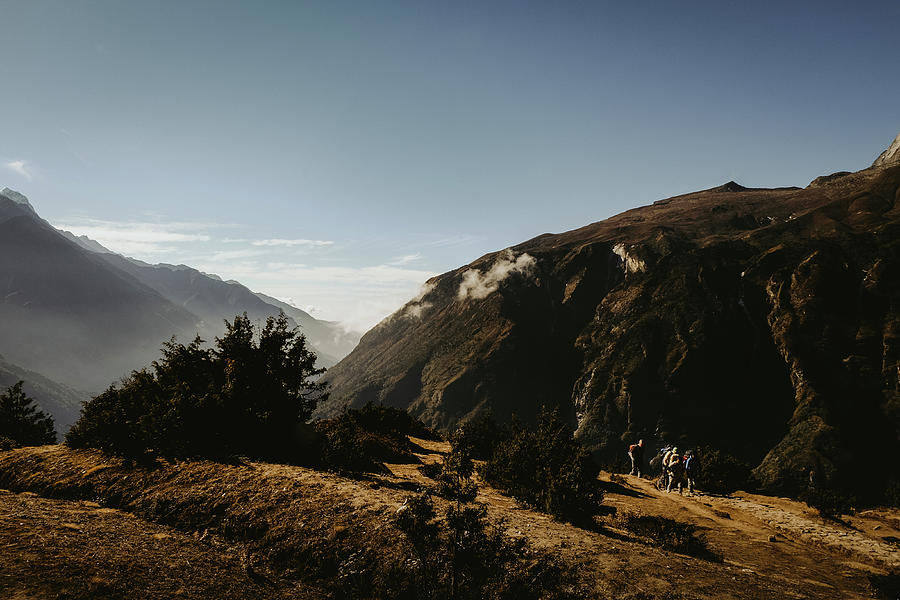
[[599, 478, 649, 499]]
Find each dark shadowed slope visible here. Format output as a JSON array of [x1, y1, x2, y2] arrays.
[[322, 143, 900, 499]]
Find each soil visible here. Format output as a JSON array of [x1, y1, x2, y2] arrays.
[[0, 439, 897, 599]]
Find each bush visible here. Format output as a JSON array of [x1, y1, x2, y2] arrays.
[[481, 407, 602, 522], [800, 486, 855, 520], [694, 445, 754, 494], [351, 402, 437, 440], [66, 313, 325, 460], [315, 405, 425, 473], [454, 413, 506, 460], [617, 512, 720, 561], [868, 570, 900, 600], [396, 494, 577, 598], [0, 381, 56, 447]]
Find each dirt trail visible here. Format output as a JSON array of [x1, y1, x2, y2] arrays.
[[386, 438, 896, 599]]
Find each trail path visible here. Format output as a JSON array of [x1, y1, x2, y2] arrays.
[[385, 438, 896, 599]]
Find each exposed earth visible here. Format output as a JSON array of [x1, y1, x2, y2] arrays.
[[1, 439, 897, 599]]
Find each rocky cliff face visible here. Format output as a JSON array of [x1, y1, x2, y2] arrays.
[[322, 158, 900, 499], [873, 130, 900, 168]]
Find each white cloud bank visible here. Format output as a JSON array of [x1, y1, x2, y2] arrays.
[[457, 250, 536, 301], [4, 160, 32, 181], [51, 218, 217, 256], [252, 238, 334, 247]]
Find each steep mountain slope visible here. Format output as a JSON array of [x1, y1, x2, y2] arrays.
[[322, 140, 900, 499], [52, 229, 359, 367], [0, 192, 199, 391], [93, 255, 357, 368]]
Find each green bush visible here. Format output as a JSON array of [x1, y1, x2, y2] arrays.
[[695, 445, 755, 494], [481, 407, 602, 522], [66, 313, 325, 460], [0, 381, 56, 447]]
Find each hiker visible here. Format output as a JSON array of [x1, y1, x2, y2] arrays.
[[628, 439, 645, 477], [654, 444, 672, 490], [664, 446, 682, 493], [683, 450, 697, 495]]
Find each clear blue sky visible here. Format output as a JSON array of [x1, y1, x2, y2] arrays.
[[2, 0, 898, 331]]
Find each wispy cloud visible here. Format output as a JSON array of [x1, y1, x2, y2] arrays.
[[418, 233, 488, 248], [389, 253, 422, 266], [457, 250, 536, 301], [251, 238, 334, 247], [209, 248, 268, 261], [51, 217, 223, 257], [4, 160, 32, 181]]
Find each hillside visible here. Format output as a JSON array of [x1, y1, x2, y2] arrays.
[[0, 442, 896, 599], [321, 145, 900, 500], [0, 357, 88, 435], [0, 210, 199, 392]]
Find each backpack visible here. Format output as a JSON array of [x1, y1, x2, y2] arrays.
[[684, 456, 694, 472]]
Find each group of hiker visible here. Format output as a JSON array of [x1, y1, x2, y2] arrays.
[[627, 439, 697, 495]]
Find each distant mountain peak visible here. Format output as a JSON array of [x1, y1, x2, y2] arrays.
[[872, 130, 900, 168], [711, 181, 748, 193], [0, 187, 36, 212]]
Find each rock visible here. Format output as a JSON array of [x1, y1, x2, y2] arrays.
[[872, 130, 900, 167]]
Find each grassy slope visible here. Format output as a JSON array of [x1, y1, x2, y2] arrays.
[[0, 442, 897, 599]]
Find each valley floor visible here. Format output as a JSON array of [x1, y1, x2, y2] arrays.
[[0, 439, 897, 599]]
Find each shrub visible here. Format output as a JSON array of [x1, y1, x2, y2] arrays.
[[617, 512, 720, 561], [396, 493, 578, 598], [66, 313, 325, 460], [315, 406, 424, 473], [868, 570, 900, 600], [352, 402, 437, 440], [481, 407, 602, 522], [800, 486, 855, 520], [454, 412, 506, 460], [0, 381, 56, 447], [429, 428, 478, 503], [694, 445, 755, 494]]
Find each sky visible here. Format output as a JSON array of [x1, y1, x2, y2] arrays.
[[1, 0, 899, 333]]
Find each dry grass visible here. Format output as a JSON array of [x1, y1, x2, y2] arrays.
[[0, 445, 415, 598]]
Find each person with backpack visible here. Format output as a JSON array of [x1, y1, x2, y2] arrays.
[[627, 439, 645, 477], [664, 446, 682, 493], [654, 444, 672, 490], [683, 450, 697, 495]]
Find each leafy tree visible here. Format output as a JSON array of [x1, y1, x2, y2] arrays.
[[0, 381, 56, 447], [67, 313, 326, 460]]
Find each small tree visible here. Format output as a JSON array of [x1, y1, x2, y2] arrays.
[[0, 381, 56, 447], [482, 407, 602, 522]]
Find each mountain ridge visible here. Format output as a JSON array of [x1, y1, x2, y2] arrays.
[[321, 146, 900, 499]]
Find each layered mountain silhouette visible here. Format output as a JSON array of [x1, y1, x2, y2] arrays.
[[322, 132, 900, 498], [0, 188, 359, 424], [0, 355, 88, 435]]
